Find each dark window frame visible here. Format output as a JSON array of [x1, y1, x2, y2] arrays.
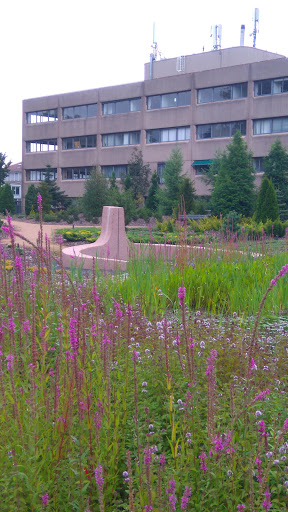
[[102, 98, 141, 115], [62, 103, 97, 120], [147, 90, 191, 110], [197, 83, 247, 104], [196, 121, 246, 139], [62, 135, 97, 150]]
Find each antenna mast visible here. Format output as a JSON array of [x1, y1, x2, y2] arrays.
[[211, 24, 222, 50], [252, 8, 259, 47], [150, 22, 158, 79]]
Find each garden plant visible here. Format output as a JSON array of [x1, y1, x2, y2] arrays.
[[1, 197, 288, 511]]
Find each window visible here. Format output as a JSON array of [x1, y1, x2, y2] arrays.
[[255, 77, 288, 96], [101, 165, 128, 178], [102, 98, 141, 115], [147, 91, 190, 110], [196, 121, 246, 139], [157, 162, 166, 184], [11, 186, 21, 197], [62, 167, 93, 180], [102, 131, 140, 147], [26, 140, 58, 152], [26, 169, 57, 181], [62, 135, 96, 150], [146, 126, 190, 143], [197, 83, 247, 104], [253, 158, 265, 173], [62, 103, 97, 120], [26, 109, 58, 123], [192, 160, 213, 175], [253, 117, 288, 135]]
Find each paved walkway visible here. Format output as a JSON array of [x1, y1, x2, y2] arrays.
[[1, 220, 92, 251]]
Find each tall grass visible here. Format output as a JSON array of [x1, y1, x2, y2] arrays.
[[1, 214, 288, 511]]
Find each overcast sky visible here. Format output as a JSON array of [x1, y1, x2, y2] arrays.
[[1, 0, 288, 164]]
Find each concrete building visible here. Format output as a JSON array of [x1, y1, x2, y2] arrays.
[[22, 46, 288, 207]]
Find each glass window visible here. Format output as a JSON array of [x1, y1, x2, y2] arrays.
[[178, 91, 191, 106], [197, 125, 211, 139], [197, 88, 213, 104], [102, 131, 139, 147], [177, 127, 186, 140], [168, 128, 177, 141], [255, 80, 272, 96], [63, 107, 74, 120], [198, 83, 247, 103], [130, 98, 141, 111], [115, 100, 129, 114], [147, 95, 161, 110], [87, 104, 97, 117], [102, 98, 141, 115], [26, 109, 58, 123], [161, 93, 177, 108], [253, 158, 264, 173], [26, 169, 57, 181], [101, 165, 127, 178], [74, 105, 87, 118], [232, 83, 247, 99], [213, 85, 231, 102], [147, 91, 190, 110], [115, 133, 123, 146], [26, 139, 57, 152], [63, 104, 97, 119]]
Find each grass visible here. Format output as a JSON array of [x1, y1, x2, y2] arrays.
[[1, 215, 288, 511]]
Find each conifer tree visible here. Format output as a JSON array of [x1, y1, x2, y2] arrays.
[[127, 149, 151, 200], [0, 153, 11, 187], [82, 168, 109, 220], [157, 147, 185, 215], [25, 184, 38, 215], [263, 139, 288, 220], [211, 131, 255, 217], [255, 177, 279, 223], [43, 165, 71, 210], [146, 172, 160, 212], [0, 184, 15, 215]]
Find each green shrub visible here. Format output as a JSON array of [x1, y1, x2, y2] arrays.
[[199, 216, 222, 232], [156, 218, 175, 232], [136, 207, 151, 223], [263, 219, 285, 237]]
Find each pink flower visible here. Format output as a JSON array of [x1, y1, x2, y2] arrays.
[[42, 493, 49, 506], [199, 451, 208, 471], [262, 487, 271, 510], [178, 286, 186, 306], [37, 194, 43, 211]]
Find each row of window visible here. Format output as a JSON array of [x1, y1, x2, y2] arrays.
[[25, 116, 288, 153], [25, 158, 266, 183], [26, 75, 288, 124]]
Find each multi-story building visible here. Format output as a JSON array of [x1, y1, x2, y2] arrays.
[[6, 162, 22, 213], [22, 46, 288, 209]]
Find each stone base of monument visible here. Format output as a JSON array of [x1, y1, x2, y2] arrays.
[[62, 206, 129, 271]]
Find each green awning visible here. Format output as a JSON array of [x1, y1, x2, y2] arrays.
[[192, 160, 213, 166]]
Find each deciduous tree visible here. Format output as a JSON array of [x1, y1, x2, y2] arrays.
[[0, 153, 11, 187], [263, 139, 288, 220]]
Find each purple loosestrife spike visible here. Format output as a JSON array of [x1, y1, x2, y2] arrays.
[[199, 451, 208, 471], [166, 480, 177, 511], [178, 286, 186, 306], [283, 418, 288, 431], [181, 486, 191, 510], [159, 453, 166, 466], [6, 354, 14, 372], [95, 464, 104, 487], [42, 494, 49, 507], [237, 506, 245, 511], [37, 194, 43, 211], [262, 487, 271, 510]]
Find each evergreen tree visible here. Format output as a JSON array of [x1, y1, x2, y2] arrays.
[[82, 168, 109, 220], [118, 188, 137, 225], [0, 153, 11, 187], [43, 165, 71, 210], [263, 139, 288, 220], [0, 184, 15, 215], [211, 131, 255, 217], [36, 182, 52, 213], [127, 149, 151, 201], [255, 177, 279, 223], [157, 147, 184, 215], [145, 172, 160, 212], [25, 184, 38, 215], [179, 176, 196, 214], [109, 171, 117, 190]]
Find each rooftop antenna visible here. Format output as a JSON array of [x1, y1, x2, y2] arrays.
[[240, 24, 245, 46], [251, 8, 259, 47], [150, 23, 158, 79], [211, 24, 222, 50]]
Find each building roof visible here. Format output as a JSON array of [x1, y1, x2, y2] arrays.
[[8, 162, 22, 172]]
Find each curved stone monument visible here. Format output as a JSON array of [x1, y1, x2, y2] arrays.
[[62, 206, 128, 270]]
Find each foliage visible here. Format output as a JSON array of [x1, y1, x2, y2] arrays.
[[25, 184, 38, 216], [179, 176, 196, 213], [2, 222, 288, 510], [156, 217, 175, 232], [82, 168, 110, 220], [222, 211, 241, 235], [157, 147, 185, 215], [36, 181, 53, 213], [126, 148, 151, 201], [0, 152, 11, 187], [264, 139, 288, 220], [43, 165, 71, 210], [211, 131, 255, 217], [145, 171, 160, 212], [264, 218, 285, 238], [0, 183, 15, 215], [255, 177, 279, 223], [118, 188, 138, 225]]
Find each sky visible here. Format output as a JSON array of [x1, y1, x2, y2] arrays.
[[1, 0, 288, 164]]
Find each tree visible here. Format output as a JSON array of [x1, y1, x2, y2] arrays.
[[211, 131, 255, 217], [43, 165, 71, 210], [0, 153, 11, 187], [82, 168, 109, 220], [126, 149, 151, 201], [0, 184, 15, 215], [145, 172, 160, 212], [157, 147, 185, 215], [36, 182, 53, 213], [254, 177, 279, 223], [179, 176, 196, 214], [263, 139, 288, 220], [25, 184, 39, 215]]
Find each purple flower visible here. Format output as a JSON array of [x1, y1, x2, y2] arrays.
[[143, 447, 152, 466], [262, 487, 271, 510], [159, 453, 166, 466], [42, 494, 49, 506], [283, 418, 288, 431], [181, 486, 191, 510], [237, 506, 245, 511], [122, 471, 129, 477], [199, 451, 208, 471], [6, 354, 14, 372], [37, 194, 43, 212], [178, 286, 186, 306], [94, 464, 104, 488], [166, 480, 177, 511]]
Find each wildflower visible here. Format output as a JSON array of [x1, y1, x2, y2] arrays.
[[227, 470, 233, 477], [42, 494, 49, 507], [266, 452, 273, 458], [143, 447, 152, 466], [178, 286, 186, 307], [181, 486, 191, 510], [250, 358, 258, 371], [142, 381, 148, 387], [6, 354, 14, 372], [262, 487, 271, 510], [37, 194, 43, 211], [122, 471, 129, 477], [255, 388, 270, 401], [200, 341, 205, 349], [255, 410, 262, 417], [199, 451, 208, 471], [255, 456, 263, 482], [283, 418, 288, 431], [237, 506, 245, 511], [159, 453, 166, 466], [273, 459, 280, 465], [94, 464, 104, 488], [166, 479, 177, 511], [149, 424, 153, 430]]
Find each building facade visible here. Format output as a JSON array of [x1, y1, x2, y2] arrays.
[[6, 162, 22, 213], [22, 46, 288, 207]]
